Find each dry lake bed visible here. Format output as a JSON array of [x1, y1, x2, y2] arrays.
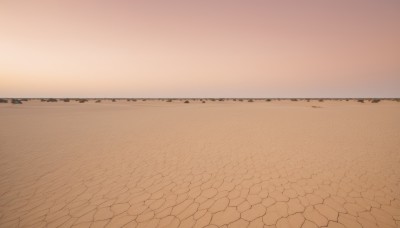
[[1, 100, 400, 228]]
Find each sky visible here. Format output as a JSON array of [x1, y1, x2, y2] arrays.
[[1, 0, 400, 98]]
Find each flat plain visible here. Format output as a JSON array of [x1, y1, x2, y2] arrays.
[[0, 100, 399, 228]]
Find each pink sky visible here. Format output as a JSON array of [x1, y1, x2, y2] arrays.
[[1, 0, 399, 98]]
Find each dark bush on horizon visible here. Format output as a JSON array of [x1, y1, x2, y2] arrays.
[[112, 99, 116, 102], [47, 98, 58, 102], [79, 99, 88, 103], [318, 99, 324, 102], [96, 100, 101, 103], [166, 99, 172, 102], [266, 99, 271, 102], [357, 99, 364, 103], [248, 99, 254, 102], [184, 100, 189, 103], [0, 99, 8, 103], [11, 99, 22, 104], [291, 99, 298, 101], [63, 99, 70, 102], [371, 99, 380, 103], [202, 101, 205, 103]]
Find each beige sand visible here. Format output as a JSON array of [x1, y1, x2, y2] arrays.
[[0, 100, 400, 228]]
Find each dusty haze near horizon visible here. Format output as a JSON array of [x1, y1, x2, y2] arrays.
[[1, 100, 400, 228]]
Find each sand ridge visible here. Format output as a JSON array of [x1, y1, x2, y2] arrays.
[[0, 100, 400, 228]]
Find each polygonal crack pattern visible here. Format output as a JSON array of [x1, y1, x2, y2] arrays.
[[0, 103, 399, 228]]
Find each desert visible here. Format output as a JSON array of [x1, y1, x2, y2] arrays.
[[2, 0, 400, 227], [0, 99, 399, 228]]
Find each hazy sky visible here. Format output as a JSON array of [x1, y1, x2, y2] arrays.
[[1, 0, 399, 98]]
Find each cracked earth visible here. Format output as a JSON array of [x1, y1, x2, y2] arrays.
[[0, 100, 400, 228]]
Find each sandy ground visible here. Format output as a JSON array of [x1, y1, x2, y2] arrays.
[[0, 100, 400, 228]]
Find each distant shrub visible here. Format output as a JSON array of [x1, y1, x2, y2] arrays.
[[266, 99, 271, 102], [63, 99, 70, 102], [41, 99, 46, 102], [306, 99, 310, 102], [112, 99, 116, 102], [96, 100, 101, 103], [184, 100, 189, 103], [166, 99, 172, 102], [11, 99, 22, 104], [0, 99, 8, 103], [79, 99, 88, 103], [357, 99, 364, 103], [218, 98, 224, 101], [142, 99, 146, 101], [20, 98, 28, 101], [210, 98, 216, 101], [248, 99, 254, 102], [202, 101, 205, 103], [371, 99, 380, 103], [47, 98, 58, 102], [318, 99, 324, 102], [238, 99, 243, 102], [291, 99, 298, 101], [131, 99, 136, 102]]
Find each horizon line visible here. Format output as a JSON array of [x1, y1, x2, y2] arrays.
[[2, 97, 400, 100]]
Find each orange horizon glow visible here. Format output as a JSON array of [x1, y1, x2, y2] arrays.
[[1, 0, 400, 98]]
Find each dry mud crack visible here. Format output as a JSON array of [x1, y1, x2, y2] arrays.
[[0, 101, 399, 227]]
